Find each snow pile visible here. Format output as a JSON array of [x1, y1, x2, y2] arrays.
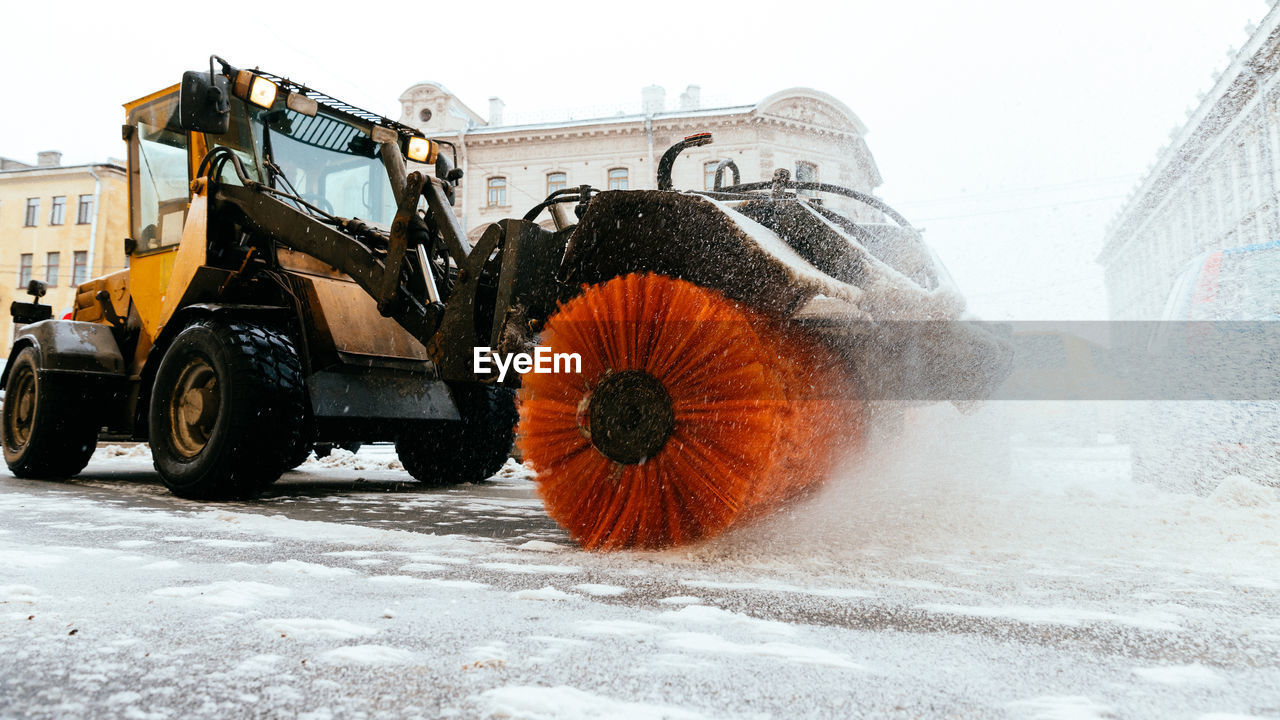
[[1132, 664, 1226, 686], [513, 586, 578, 602], [258, 618, 378, 641], [0, 584, 39, 603], [661, 632, 862, 670], [98, 444, 151, 459], [572, 583, 628, 597], [515, 540, 565, 553], [302, 448, 403, 473], [316, 645, 415, 665], [151, 581, 292, 608], [1209, 474, 1278, 507], [496, 458, 536, 482]]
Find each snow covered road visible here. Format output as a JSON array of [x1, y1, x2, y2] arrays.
[[1, 440, 1278, 719]]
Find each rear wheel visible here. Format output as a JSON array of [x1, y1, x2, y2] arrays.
[[149, 321, 305, 500], [396, 386, 516, 486], [2, 346, 101, 478]]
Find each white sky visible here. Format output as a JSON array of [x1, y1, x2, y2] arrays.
[[0, 0, 1268, 319]]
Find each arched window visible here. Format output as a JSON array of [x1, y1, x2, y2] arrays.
[[608, 168, 628, 191], [547, 172, 567, 196], [487, 177, 507, 207]]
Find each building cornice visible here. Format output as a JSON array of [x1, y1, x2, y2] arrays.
[[448, 113, 758, 145], [421, 89, 869, 146], [0, 163, 126, 179]]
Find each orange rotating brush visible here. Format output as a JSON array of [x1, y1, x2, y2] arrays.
[[519, 273, 863, 550]]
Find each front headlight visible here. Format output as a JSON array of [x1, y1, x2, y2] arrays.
[[248, 76, 278, 108], [407, 137, 438, 164], [233, 70, 278, 109]]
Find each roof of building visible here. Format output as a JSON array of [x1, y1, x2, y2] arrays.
[[417, 86, 870, 139], [452, 103, 758, 136], [400, 80, 458, 99], [0, 162, 126, 177], [400, 81, 486, 127]]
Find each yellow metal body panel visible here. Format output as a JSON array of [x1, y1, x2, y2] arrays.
[[157, 181, 210, 335], [128, 247, 177, 339], [278, 248, 346, 279], [305, 275, 430, 361], [122, 84, 180, 114], [189, 132, 209, 184], [72, 270, 131, 324]]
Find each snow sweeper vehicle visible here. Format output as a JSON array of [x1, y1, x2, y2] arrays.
[[1, 57, 1009, 549]]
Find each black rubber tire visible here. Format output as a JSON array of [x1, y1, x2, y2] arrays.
[[149, 321, 306, 500], [284, 443, 312, 471], [282, 411, 319, 471], [396, 386, 517, 486], [1, 346, 101, 479]]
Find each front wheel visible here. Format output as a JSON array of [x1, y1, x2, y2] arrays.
[[396, 386, 516, 486], [2, 346, 101, 479], [149, 321, 306, 500]]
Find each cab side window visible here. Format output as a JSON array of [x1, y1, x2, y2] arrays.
[[130, 96, 189, 252]]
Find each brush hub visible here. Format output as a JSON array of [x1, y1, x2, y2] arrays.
[[586, 370, 676, 464]]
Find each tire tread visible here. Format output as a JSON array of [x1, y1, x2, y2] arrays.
[[396, 386, 517, 486]]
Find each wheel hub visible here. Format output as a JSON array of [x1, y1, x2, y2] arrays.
[[4, 365, 36, 448], [169, 357, 219, 458], [582, 370, 675, 464]]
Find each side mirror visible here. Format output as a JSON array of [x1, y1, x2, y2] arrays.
[[26, 280, 47, 300], [179, 71, 230, 134]]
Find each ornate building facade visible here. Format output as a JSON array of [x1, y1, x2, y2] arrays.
[[397, 83, 885, 240], [1098, 4, 1280, 319]]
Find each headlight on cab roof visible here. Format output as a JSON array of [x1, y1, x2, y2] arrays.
[[232, 70, 278, 109], [407, 136, 438, 164]]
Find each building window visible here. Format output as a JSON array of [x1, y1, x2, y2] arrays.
[[487, 177, 507, 207], [18, 254, 32, 287], [608, 168, 629, 191], [49, 196, 66, 226], [77, 194, 94, 225], [547, 172, 567, 196], [45, 252, 60, 287], [795, 161, 818, 197], [73, 251, 88, 286], [24, 198, 39, 227]]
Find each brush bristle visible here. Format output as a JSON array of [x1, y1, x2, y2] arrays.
[[519, 274, 863, 550]]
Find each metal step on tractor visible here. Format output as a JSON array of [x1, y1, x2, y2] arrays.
[[2, 57, 1008, 547]]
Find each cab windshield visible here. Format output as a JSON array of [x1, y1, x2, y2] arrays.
[[217, 100, 399, 228], [260, 106, 397, 227]]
